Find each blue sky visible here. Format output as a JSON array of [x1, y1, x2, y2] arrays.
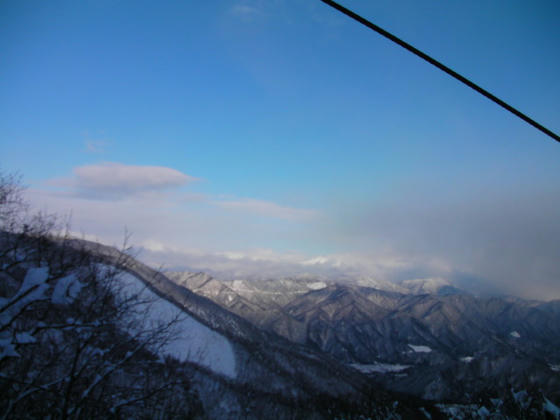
[[2, 0, 559, 298]]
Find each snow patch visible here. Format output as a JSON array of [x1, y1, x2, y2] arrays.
[[544, 398, 560, 419], [512, 389, 531, 409], [409, 344, 432, 353], [436, 404, 483, 419], [307, 281, 327, 290], [477, 406, 490, 417], [510, 331, 521, 338], [1, 267, 50, 332], [490, 398, 503, 408], [52, 274, 83, 304], [231, 280, 246, 290], [550, 364, 560, 372], [0, 338, 19, 359], [419, 407, 432, 419], [350, 362, 410, 374], [20, 267, 49, 293], [15, 331, 36, 344], [460, 356, 474, 363]]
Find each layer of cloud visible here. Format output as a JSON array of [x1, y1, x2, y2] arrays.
[[26, 186, 318, 258], [137, 245, 375, 281], [132, 245, 458, 297], [325, 185, 560, 300]]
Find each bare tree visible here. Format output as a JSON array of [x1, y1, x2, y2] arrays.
[[0, 171, 199, 419]]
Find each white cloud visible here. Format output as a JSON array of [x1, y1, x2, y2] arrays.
[[51, 162, 196, 199], [302, 256, 331, 265], [215, 198, 316, 220], [75, 162, 194, 192]]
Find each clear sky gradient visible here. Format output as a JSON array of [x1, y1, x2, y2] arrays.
[[2, 0, 559, 298]]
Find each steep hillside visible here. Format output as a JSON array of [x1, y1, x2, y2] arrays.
[[75, 240, 426, 417]]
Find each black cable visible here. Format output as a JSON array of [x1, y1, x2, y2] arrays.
[[320, 0, 560, 144]]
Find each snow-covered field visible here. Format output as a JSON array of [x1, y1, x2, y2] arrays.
[[408, 344, 432, 353], [350, 362, 410, 374]]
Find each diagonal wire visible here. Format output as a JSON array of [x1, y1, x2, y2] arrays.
[[320, 0, 560, 144]]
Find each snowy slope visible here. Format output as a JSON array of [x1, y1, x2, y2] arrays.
[[119, 272, 236, 378]]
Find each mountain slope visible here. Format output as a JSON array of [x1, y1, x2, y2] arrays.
[[75, 241, 395, 407]]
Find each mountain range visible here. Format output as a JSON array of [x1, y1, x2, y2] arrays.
[[166, 270, 560, 403], [3, 234, 560, 418]]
